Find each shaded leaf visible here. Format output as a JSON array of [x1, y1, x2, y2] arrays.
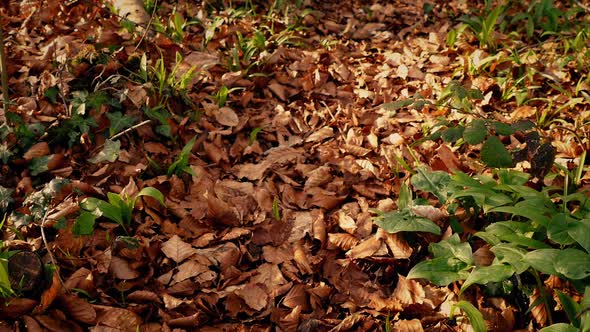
[[481, 136, 512, 167]]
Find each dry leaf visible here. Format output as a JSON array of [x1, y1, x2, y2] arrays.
[[161, 235, 195, 263]]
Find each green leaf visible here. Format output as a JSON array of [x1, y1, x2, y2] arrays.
[[407, 257, 470, 286], [525, 249, 590, 279], [460, 264, 515, 294], [381, 99, 415, 112], [167, 135, 197, 177], [249, 127, 263, 145], [482, 221, 550, 249], [463, 119, 487, 144], [490, 243, 530, 274], [375, 209, 441, 235], [89, 139, 121, 164], [29, 156, 49, 176], [73, 211, 96, 236], [450, 301, 487, 332], [492, 121, 516, 136], [106, 112, 136, 137], [580, 286, 590, 332], [547, 213, 576, 246], [490, 203, 551, 227], [441, 127, 465, 143], [538, 323, 579, 332], [44, 86, 59, 104], [135, 187, 165, 206], [481, 136, 513, 167], [398, 183, 412, 210], [555, 290, 580, 327], [568, 218, 590, 253], [411, 167, 450, 203], [430, 234, 473, 264]]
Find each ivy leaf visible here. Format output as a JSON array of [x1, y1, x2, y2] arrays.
[[463, 119, 487, 144], [441, 126, 465, 143], [89, 139, 121, 164], [73, 211, 96, 236], [29, 156, 49, 176], [481, 136, 513, 167], [106, 112, 136, 137]]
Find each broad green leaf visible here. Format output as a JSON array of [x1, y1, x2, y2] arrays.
[[450, 301, 487, 332], [73, 211, 96, 236], [463, 119, 487, 145], [411, 167, 450, 203], [580, 287, 590, 332], [526, 249, 590, 279], [106, 112, 136, 137], [538, 324, 579, 332], [452, 188, 512, 213], [553, 249, 590, 280], [29, 156, 49, 176], [555, 290, 580, 327], [568, 218, 590, 253], [460, 264, 515, 294], [490, 204, 551, 227], [490, 243, 530, 274], [0, 255, 11, 294], [496, 169, 530, 186], [407, 257, 470, 286], [430, 234, 473, 264], [481, 136, 513, 167], [547, 213, 576, 246], [89, 139, 121, 164], [441, 127, 464, 143], [381, 99, 415, 112], [492, 121, 516, 136], [375, 209, 441, 235], [483, 221, 550, 249], [135, 187, 165, 206], [451, 170, 483, 187]]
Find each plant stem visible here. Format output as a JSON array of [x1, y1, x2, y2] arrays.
[[0, 20, 8, 124], [532, 269, 553, 326]]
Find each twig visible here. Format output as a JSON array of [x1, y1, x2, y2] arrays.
[[575, 0, 590, 13], [133, 0, 158, 53], [110, 119, 151, 140]]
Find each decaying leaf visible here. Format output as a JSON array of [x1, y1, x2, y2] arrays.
[[161, 235, 195, 263]]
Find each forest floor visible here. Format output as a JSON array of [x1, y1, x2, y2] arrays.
[[0, 0, 589, 331]]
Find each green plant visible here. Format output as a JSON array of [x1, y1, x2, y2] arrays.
[[377, 167, 590, 329], [458, 5, 505, 52], [76, 187, 165, 235], [167, 135, 197, 177], [0, 214, 15, 298]]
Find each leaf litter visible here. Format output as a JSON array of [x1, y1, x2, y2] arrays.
[[0, 0, 589, 331]]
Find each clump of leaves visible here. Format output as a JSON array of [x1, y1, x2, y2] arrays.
[[76, 187, 165, 235], [376, 167, 590, 330], [167, 136, 197, 177]]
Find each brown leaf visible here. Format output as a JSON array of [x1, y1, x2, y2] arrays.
[[58, 294, 96, 324], [234, 283, 268, 311], [327, 233, 359, 250], [346, 235, 383, 259], [173, 260, 209, 283], [23, 142, 50, 160], [283, 284, 309, 310], [393, 275, 425, 305], [110, 256, 140, 280], [392, 319, 424, 332], [95, 306, 143, 331], [161, 235, 195, 263], [215, 107, 239, 127], [34, 269, 62, 314]]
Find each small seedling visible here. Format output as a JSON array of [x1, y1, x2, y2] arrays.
[[167, 135, 197, 177], [76, 187, 165, 235]]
